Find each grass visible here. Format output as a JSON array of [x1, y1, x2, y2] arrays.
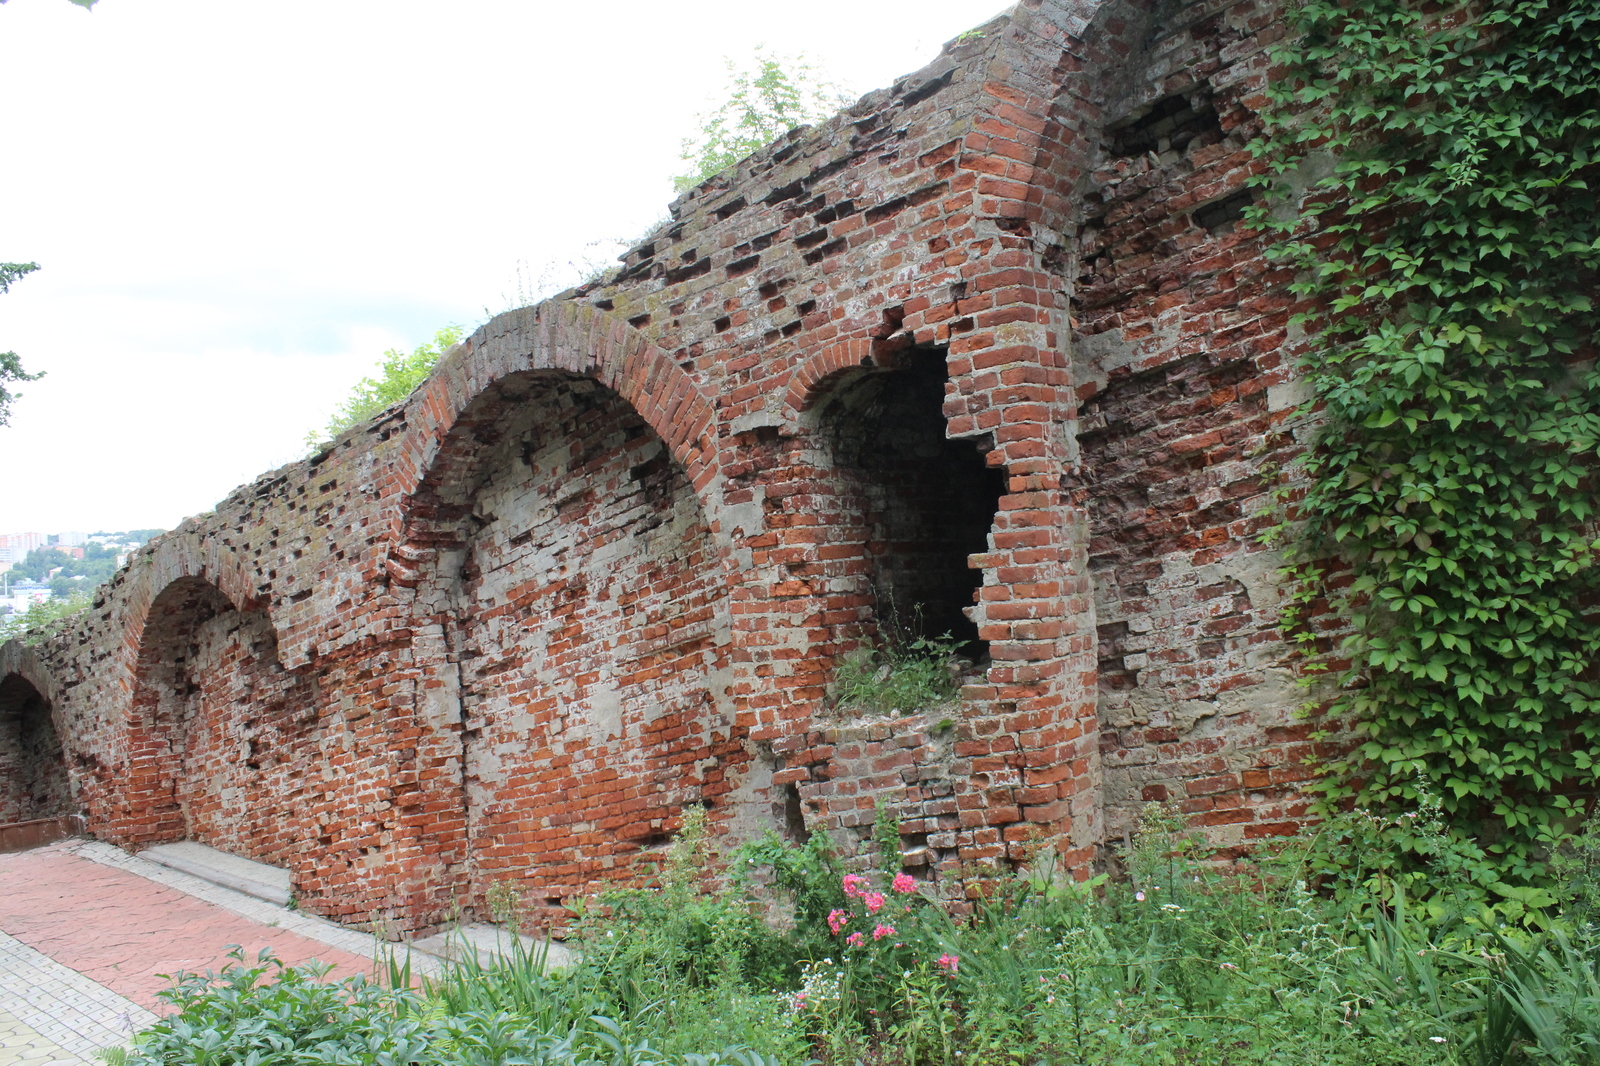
[[110, 805, 1600, 1066], [832, 632, 967, 715]]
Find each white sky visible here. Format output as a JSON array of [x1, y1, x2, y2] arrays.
[[0, 0, 1006, 534]]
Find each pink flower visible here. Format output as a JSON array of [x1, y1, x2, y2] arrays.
[[846, 931, 864, 947], [828, 908, 850, 934], [842, 874, 869, 899], [892, 873, 916, 894], [1135, 890, 1146, 902], [936, 953, 959, 974], [864, 891, 886, 915], [872, 923, 896, 940]]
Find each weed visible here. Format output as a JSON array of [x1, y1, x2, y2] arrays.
[[115, 805, 1600, 1066], [832, 631, 965, 715]]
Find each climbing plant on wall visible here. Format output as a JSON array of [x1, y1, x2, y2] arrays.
[[1259, 0, 1600, 881]]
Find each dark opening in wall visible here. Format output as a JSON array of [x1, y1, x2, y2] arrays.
[[782, 782, 811, 844], [820, 349, 1005, 658], [1106, 88, 1221, 158], [0, 673, 69, 823], [1193, 189, 1256, 235]]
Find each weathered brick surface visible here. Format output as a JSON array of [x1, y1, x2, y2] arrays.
[[0, 0, 1337, 934], [0, 656, 68, 824]]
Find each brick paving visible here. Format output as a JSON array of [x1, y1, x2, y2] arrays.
[[0, 840, 440, 1063]]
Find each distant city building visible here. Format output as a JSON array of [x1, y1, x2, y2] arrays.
[[1, 581, 50, 615], [0, 533, 45, 564], [52, 531, 87, 547]]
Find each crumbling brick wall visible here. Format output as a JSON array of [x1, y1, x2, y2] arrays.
[[1066, 0, 1318, 849], [0, 0, 1339, 934], [404, 373, 738, 926], [0, 668, 69, 823]]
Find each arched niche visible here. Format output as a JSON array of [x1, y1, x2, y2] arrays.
[[406, 370, 736, 926], [809, 348, 1006, 659], [125, 576, 312, 860], [0, 673, 70, 823]]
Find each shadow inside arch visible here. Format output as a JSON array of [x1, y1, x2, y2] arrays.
[[0, 672, 70, 823], [116, 576, 314, 860], [401, 368, 742, 932]]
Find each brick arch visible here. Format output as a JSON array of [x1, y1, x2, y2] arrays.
[[782, 338, 881, 414], [0, 642, 60, 713], [967, 0, 1133, 238], [100, 540, 280, 846], [390, 310, 744, 929], [398, 301, 718, 508], [0, 662, 73, 823], [119, 535, 267, 675]]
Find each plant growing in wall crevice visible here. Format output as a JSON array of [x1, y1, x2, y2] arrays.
[[1255, 0, 1600, 882]]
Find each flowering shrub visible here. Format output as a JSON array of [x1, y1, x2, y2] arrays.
[[119, 801, 1600, 1066]]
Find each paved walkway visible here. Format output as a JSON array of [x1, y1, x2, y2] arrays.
[[0, 840, 441, 1064]]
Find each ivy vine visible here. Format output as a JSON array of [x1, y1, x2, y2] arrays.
[[1258, 0, 1600, 880]]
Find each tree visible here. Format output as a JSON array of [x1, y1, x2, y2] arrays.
[[0, 589, 91, 646], [0, 262, 44, 427], [307, 326, 462, 449], [674, 51, 851, 193]]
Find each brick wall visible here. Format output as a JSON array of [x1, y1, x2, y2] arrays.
[[0, 672, 69, 824], [0, 0, 1344, 934], [1065, 0, 1320, 850]]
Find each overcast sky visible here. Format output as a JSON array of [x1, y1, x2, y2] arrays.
[[0, 0, 1004, 534]]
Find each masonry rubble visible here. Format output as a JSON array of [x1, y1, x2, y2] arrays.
[[0, 0, 1325, 935]]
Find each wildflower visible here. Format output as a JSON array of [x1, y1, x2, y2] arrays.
[[873, 923, 896, 940], [1219, 962, 1238, 971], [936, 953, 959, 974], [828, 908, 850, 934], [892, 873, 916, 893], [864, 891, 886, 915], [1430, 1037, 1446, 1044], [1135, 890, 1145, 901], [842, 874, 869, 898], [846, 931, 865, 947]]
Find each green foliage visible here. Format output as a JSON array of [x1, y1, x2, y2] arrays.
[[0, 262, 43, 428], [9, 542, 126, 587], [0, 589, 91, 646], [1256, 0, 1600, 880], [832, 631, 962, 715], [120, 943, 790, 1066], [1550, 808, 1600, 923], [115, 807, 1600, 1065], [115, 948, 429, 1065], [308, 326, 462, 450], [674, 52, 849, 193]]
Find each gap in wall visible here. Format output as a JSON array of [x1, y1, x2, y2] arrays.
[[821, 348, 1005, 660]]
